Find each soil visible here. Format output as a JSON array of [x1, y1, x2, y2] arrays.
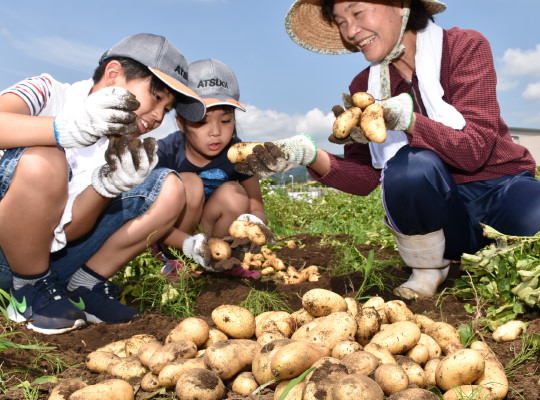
[[1, 233, 539, 400]]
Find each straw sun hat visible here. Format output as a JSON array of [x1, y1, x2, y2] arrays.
[[285, 0, 447, 55]]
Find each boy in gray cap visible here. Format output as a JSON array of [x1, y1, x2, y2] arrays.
[[0, 33, 205, 334]]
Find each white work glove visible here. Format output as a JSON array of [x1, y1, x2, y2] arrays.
[[91, 136, 158, 198], [235, 213, 276, 245], [328, 103, 369, 145], [380, 93, 414, 131], [182, 233, 213, 271], [54, 86, 140, 148], [234, 134, 317, 178]]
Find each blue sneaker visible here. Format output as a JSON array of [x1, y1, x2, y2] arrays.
[[68, 281, 138, 324], [7, 277, 87, 335]]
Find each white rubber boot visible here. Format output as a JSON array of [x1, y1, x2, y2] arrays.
[[383, 217, 450, 300]]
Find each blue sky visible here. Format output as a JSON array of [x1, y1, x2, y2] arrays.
[[1, 1, 539, 153]]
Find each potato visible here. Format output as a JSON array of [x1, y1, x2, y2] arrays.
[[140, 372, 161, 392], [492, 320, 526, 342], [360, 103, 387, 143], [363, 342, 396, 364], [442, 385, 493, 400], [384, 300, 415, 323], [344, 297, 361, 317], [231, 371, 258, 395], [165, 317, 210, 346], [95, 338, 130, 357], [227, 142, 262, 163], [107, 355, 147, 380], [341, 351, 379, 375], [69, 379, 134, 400], [257, 330, 288, 346], [255, 311, 295, 338], [445, 341, 465, 355], [416, 333, 442, 360], [387, 388, 440, 400], [303, 357, 349, 400], [301, 288, 348, 317], [270, 341, 329, 379], [292, 312, 357, 349], [470, 340, 509, 399], [124, 334, 158, 356], [351, 92, 375, 110], [262, 257, 286, 271], [354, 306, 382, 345], [424, 321, 462, 353], [290, 308, 316, 328], [333, 374, 384, 400], [333, 106, 362, 139], [373, 363, 409, 395], [204, 338, 260, 379], [86, 351, 120, 373], [405, 343, 430, 365], [207, 238, 232, 261], [147, 340, 198, 374], [435, 348, 485, 391], [48, 378, 87, 400], [252, 338, 295, 386], [274, 379, 305, 400], [261, 247, 276, 259], [137, 341, 163, 368], [211, 304, 256, 339], [414, 313, 437, 332], [395, 355, 426, 388], [229, 219, 267, 245], [202, 328, 229, 349], [158, 357, 207, 388], [369, 320, 421, 354], [331, 340, 362, 359], [363, 296, 389, 324], [174, 368, 226, 400], [423, 357, 441, 387]]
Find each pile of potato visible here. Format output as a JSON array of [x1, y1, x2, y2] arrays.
[[49, 288, 511, 400]]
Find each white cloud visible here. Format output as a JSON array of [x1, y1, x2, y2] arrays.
[[522, 82, 540, 102], [500, 44, 540, 77], [497, 78, 519, 92], [10, 35, 102, 73]]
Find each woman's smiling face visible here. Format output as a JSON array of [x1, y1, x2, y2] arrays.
[[333, 1, 404, 62]]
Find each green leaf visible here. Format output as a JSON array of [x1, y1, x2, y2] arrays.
[[277, 367, 315, 400]]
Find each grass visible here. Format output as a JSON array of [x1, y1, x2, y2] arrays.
[[238, 286, 293, 316], [504, 333, 540, 378]]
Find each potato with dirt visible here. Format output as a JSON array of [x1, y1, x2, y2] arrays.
[[255, 311, 295, 338], [147, 340, 198, 374], [270, 340, 329, 379], [303, 357, 350, 400], [369, 320, 421, 354], [158, 357, 207, 389], [252, 338, 295, 386], [301, 288, 348, 317], [204, 338, 260, 379], [435, 348, 486, 391], [211, 304, 256, 339], [174, 368, 226, 400], [165, 317, 210, 346], [291, 312, 357, 349], [333, 373, 384, 400], [69, 379, 134, 400], [360, 103, 387, 143]]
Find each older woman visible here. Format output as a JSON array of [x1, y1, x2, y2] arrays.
[[234, 0, 540, 300]]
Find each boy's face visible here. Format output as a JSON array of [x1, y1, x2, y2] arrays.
[[117, 76, 176, 136]]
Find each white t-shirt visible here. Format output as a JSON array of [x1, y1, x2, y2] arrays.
[[1, 73, 109, 252]]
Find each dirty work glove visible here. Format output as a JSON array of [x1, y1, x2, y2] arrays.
[[54, 86, 140, 148], [380, 93, 414, 131], [328, 104, 369, 145], [91, 136, 158, 198], [182, 233, 213, 271], [234, 134, 317, 177]]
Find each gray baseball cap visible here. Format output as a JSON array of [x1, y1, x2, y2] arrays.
[[187, 59, 246, 112], [100, 33, 206, 121]]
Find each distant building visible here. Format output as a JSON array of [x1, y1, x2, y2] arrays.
[[510, 127, 540, 165]]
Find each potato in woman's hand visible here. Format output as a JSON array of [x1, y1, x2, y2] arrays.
[[352, 92, 375, 110], [227, 142, 263, 163], [360, 103, 387, 143], [332, 106, 362, 139]]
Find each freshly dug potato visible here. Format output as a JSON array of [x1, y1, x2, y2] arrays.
[[423, 357, 441, 387], [405, 343, 430, 365], [158, 357, 207, 388], [255, 311, 295, 338], [174, 368, 226, 400], [415, 314, 437, 332], [424, 321, 462, 353], [232, 371, 259, 395], [303, 357, 349, 400], [124, 334, 158, 357], [229, 220, 266, 245], [435, 348, 486, 391], [140, 372, 161, 392], [86, 351, 120, 373], [69, 379, 134, 400], [211, 304, 256, 339], [165, 317, 210, 346], [395, 355, 426, 388], [492, 320, 526, 342], [270, 341, 329, 379], [203, 328, 229, 349], [274, 379, 305, 400], [373, 363, 409, 395], [302, 288, 348, 317], [227, 142, 262, 163], [207, 238, 232, 261], [341, 351, 379, 376], [252, 338, 295, 386], [445, 341, 465, 355], [147, 340, 198, 374], [363, 342, 396, 364], [369, 320, 421, 354], [107, 355, 147, 380], [292, 312, 357, 349], [261, 247, 276, 259], [442, 385, 493, 400], [333, 106, 362, 139], [48, 378, 87, 400], [204, 339, 260, 379], [363, 296, 389, 324], [360, 103, 387, 143], [257, 330, 288, 346], [416, 333, 442, 360], [344, 297, 361, 317], [333, 374, 384, 400], [351, 92, 375, 110], [290, 308, 316, 328], [384, 300, 415, 323], [470, 340, 509, 399], [137, 341, 163, 368], [354, 306, 382, 345], [262, 257, 286, 271], [387, 388, 439, 400], [331, 340, 362, 359]]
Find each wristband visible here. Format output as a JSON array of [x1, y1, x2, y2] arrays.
[[53, 119, 63, 148]]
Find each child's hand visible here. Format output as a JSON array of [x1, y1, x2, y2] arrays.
[[182, 233, 214, 271], [54, 86, 140, 148], [235, 214, 275, 246], [91, 136, 158, 198]]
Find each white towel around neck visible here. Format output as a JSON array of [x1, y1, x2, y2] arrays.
[[367, 20, 466, 169]]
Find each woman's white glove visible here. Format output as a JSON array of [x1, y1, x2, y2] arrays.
[[91, 136, 158, 198], [182, 233, 213, 271], [54, 87, 140, 148], [234, 134, 317, 177], [380, 93, 414, 131]]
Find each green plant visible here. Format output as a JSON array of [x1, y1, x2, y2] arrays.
[[504, 333, 540, 378], [239, 287, 293, 316]]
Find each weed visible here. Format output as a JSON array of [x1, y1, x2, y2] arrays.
[[239, 287, 293, 316], [505, 333, 540, 378]]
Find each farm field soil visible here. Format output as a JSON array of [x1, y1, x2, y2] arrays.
[[1, 233, 539, 400]]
